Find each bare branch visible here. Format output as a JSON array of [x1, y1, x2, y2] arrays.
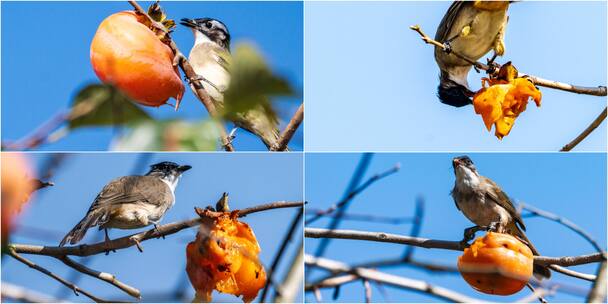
[[260, 207, 303, 302], [549, 265, 596, 282], [305, 228, 606, 267], [58, 256, 141, 299], [127, 0, 235, 151], [410, 25, 607, 96], [586, 260, 607, 302], [12, 201, 303, 257], [7, 249, 108, 303], [305, 209, 413, 225], [560, 107, 607, 152], [305, 255, 482, 303], [305, 163, 400, 225], [520, 203, 605, 254], [271, 104, 304, 151], [1, 282, 65, 303]]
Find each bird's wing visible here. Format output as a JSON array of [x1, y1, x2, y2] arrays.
[[482, 176, 526, 231], [435, 1, 468, 42], [88, 176, 171, 211], [450, 187, 461, 211]]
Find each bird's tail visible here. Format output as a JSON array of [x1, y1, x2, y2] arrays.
[[507, 222, 551, 279], [59, 210, 105, 247]]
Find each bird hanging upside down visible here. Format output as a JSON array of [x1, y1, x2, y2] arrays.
[[434, 1, 510, 107]]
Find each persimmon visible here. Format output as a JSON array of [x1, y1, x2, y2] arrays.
[[1, 153, 34, 242], [473, 62, 541, 139], [186, 212, 266, 303], [458, 232, 533, 295], [90, 11, 184, 108]]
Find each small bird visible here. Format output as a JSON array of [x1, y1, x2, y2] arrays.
[[180, 18, 284, 150], [434, 1, 509, 107], [451, 155, 550, 279], [59, 162, 191, 247]]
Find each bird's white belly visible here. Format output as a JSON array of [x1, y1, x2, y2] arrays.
[[457, 195, 511, 227], [192, 62, 230, 102], [105, 203, 168, 229]]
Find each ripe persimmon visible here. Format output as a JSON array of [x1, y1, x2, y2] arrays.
[[458, 232, 533, 295], [186, 212, 266, 303], [1, 153, 34, 241], [90, 11, 184, 107]]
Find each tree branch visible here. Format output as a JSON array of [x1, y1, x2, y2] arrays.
[[560, 107, 607, 152], [305, 255, 482, 303], [305, 228, 605, 268], [271, 104, 304, 151], [1, 282, 64, 303], [58, 255, 141, 299], [12, 201, 303, 257], [586, 260, 607, 302], [127, 0, 235, 151], [410, 25, 607, 96], [7, 249, 108, 303], [305, 163, 400, 225]]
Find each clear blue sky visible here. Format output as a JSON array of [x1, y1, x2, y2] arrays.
[[1, 1, 303, 151], [3, 152, 303, 302], [305, 1, 607, 151], [305, 153, 607, 302]]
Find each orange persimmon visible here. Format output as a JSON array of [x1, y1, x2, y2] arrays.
[[473, 63, 541, 139], [90, 11, 184, 108], [186, 212, 266, 303], [458, 232, 533, 296], [1, 153, 35, 242]]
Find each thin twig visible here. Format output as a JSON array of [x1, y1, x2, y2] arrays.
[[586, 260, 607, 302], [273, 242, 304, 303], [549, 265, 596, 282], [127, 0, 235, 151], [1, 282, 65, 303], [362, 279, 372, 303], [271, 103, 304, 151], [260, 207, 303, 302], [305, 162, 400, 225], [7, 249, 107, 303], [410, 25, 607, 96], [58, 256, 141, 299], [11, 201, 303, 257], [402, 196, 425, 260], [560, 107, 607, 152], [305, 209, 413, 225], [305, 255, 482, 303]]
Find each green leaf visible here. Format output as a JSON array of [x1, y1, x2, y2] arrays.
[[110, 119, 219, 151], [68, 84, 152, 130], [222, 43, 294, 120]]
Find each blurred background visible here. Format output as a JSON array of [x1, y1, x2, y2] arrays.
[[1, 1, 303, 151], [305, 1, 607, 151], [305, 153, 607, 302], [2, 152, 303, 302]]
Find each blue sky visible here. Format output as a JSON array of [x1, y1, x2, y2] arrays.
[[305, 153, 607, 303], [1, 1, 303, 151], [305, 1, 607, 151], [2, 152, 303, 302]]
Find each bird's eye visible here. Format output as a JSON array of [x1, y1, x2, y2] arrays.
[[205, 22, 213, 28]]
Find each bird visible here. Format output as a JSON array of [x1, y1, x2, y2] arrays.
[[180, 17, 285, 150], [59, 161, 191, 248], [434, 1, 510, 107], [451, 155, 551, 279]]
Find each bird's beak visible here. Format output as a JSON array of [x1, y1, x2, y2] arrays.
[[178, 165, 192, 172], [452, 158, 462, 167], [180, 18, 196, 28]]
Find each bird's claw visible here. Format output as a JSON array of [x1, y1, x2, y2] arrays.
[[173, 52, 186, 67], [154, 224, 165, 239]]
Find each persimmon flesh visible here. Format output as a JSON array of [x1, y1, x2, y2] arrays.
[[458, 232, 533, 295], [90, 11, 184, 107]]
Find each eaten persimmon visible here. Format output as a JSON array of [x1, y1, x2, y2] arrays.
[[90, 11, 184, 108], [458, 232, 533, 296], [186, 212, 266, 303]]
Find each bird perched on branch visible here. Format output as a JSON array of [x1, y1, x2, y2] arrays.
[[180, 17, 284, 150], [434, 1, 509, 107], [451, 155, 551, 279], [59, 162, 191, 248]]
